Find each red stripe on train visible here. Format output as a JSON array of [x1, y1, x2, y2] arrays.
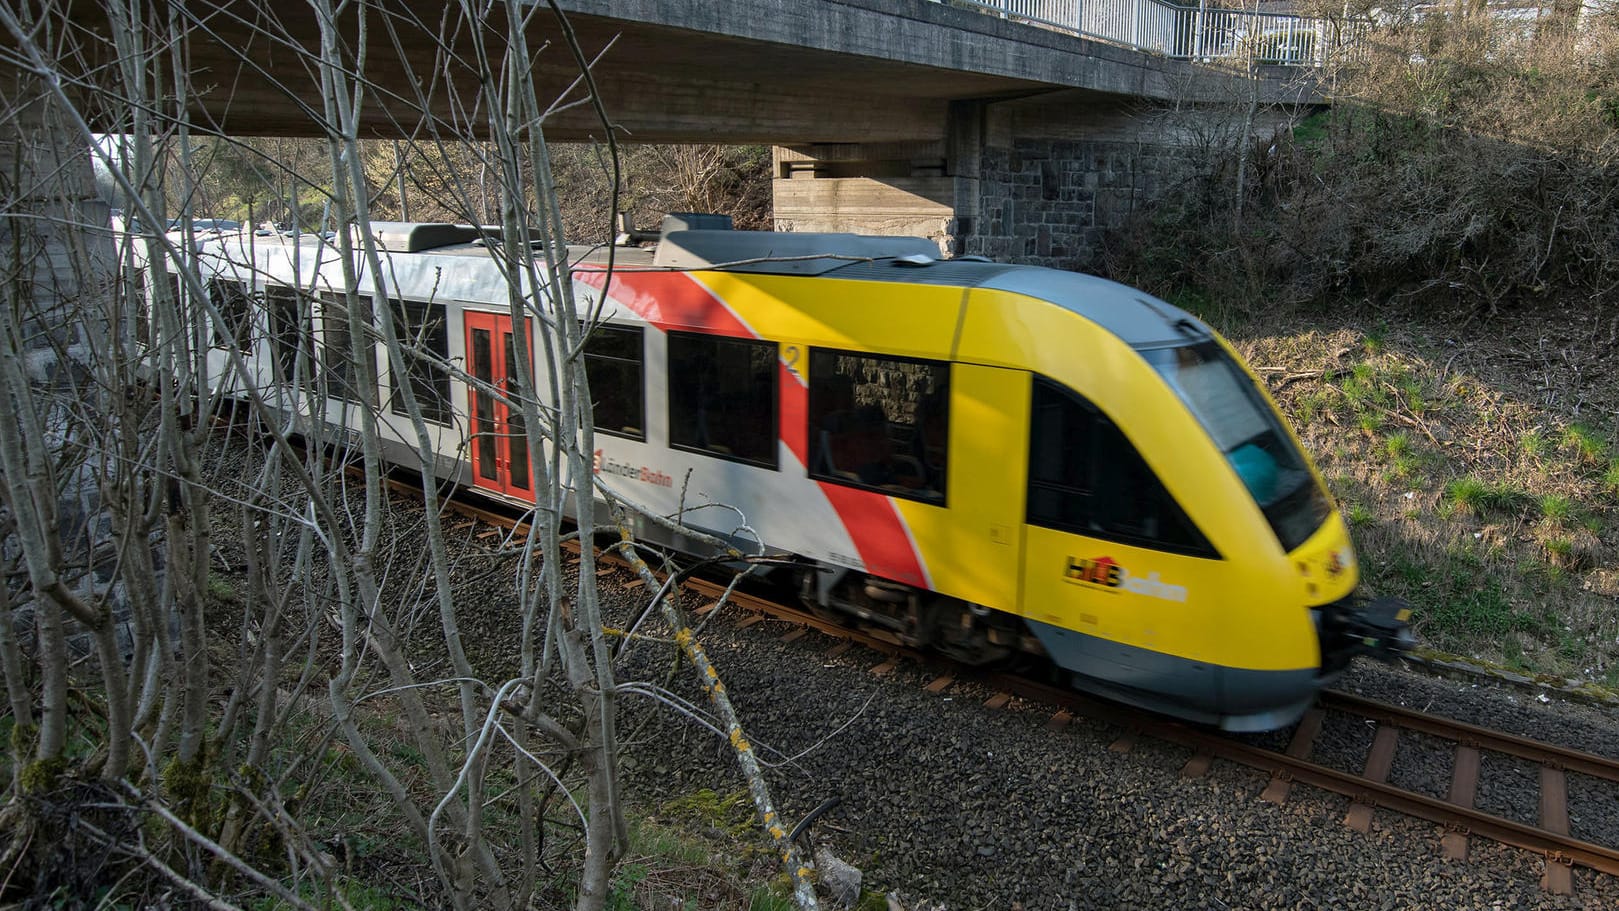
[[573, 269, 750, 337]]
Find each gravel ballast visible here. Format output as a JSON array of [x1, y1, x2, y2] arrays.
[[607, 589, 1619, 911], [199, 436, 1619, 910]]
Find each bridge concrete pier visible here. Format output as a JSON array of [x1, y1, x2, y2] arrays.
[[0, 70, 113, 379], [774, 90, 1301, 271]]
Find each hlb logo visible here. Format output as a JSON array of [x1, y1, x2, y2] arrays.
[[1065, 555, 1123, 588], [1064, 555, 1188, 603]]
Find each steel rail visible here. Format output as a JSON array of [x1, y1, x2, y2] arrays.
[[1320, 689, 1619, 784], [1169, 727, 1619, 877]]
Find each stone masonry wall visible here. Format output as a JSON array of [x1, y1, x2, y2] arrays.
[[965, 137, 1196, 273]]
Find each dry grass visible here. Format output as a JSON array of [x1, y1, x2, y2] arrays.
[[1231, 308, 1619, 685]]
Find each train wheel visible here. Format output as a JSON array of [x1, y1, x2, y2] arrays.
[[926, 598, 1011, 667]]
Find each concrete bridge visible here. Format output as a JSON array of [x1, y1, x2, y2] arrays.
[[12, 0, 1323, 268]]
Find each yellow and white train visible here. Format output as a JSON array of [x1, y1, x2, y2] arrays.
[[189, 216, 1411, 731]]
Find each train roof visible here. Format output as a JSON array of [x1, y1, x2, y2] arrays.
[[204, 221, 1209, 350]]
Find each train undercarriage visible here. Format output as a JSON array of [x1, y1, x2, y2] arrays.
[[796, 565, 1044, 667]]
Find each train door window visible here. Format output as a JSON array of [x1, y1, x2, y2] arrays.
[[502, 330, 531, 492], [469, 321, 499, 483], [264, 284, 311, 386], [1027, 377, 1216, 558], [388, 298, 451, 425], [581, 324, 644, 440], [807, 348, 947, 503], [667, 332, 777, 469], [208, 279, 254, 350]]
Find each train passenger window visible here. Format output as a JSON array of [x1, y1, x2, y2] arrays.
[[581, 324, 644, 441], [1027, 377, 1216, 558], [388, 299, 451, 425], [807, 348, 947, 504], [264, 284, 313, 387], [133, 269, 181, 347], [208, 279, 254, 350], [667, 332, 777, 469], [319, 291, 369, 403], [131, 269, 150, 346]]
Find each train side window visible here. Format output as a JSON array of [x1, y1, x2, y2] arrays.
[[807, 347, 947, 504], [265, 284, 317, 389], [133, 268, 181, 347], [582, 323, 645, 441], [131, 269, 150, 346], [388, 299, 451, 425], [667, 331, 778, 469], [319, 291, 370, 403], [208, 279, 254, 350], [1027, 377, 1217, 558]]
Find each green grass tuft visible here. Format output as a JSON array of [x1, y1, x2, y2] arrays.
[[1399, 380, 1428, 415], [1346, 502, 1374, 527], [1560, 423, 1608, 464], [1520, 429, 1548, 459], [1538, 494, 1574, 521], [1443, 476, 1532, 515], [749, 890, 797, 911]]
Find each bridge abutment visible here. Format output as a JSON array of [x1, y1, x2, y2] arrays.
[[775, 91, 1301, 272]]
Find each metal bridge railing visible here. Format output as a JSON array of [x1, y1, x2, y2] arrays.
[[941, 0, 1358, 65]]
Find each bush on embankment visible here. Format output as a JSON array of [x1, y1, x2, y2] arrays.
[[1105, 8, 1619, 325]]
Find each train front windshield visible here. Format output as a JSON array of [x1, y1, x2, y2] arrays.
[[1144, 341, 1331, 552]]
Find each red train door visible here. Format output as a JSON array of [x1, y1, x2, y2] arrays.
[[465, 311, 534, 501]]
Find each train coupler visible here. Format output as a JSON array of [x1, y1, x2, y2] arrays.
[[1318, 595, 1416, 668], [1345, 595, 1415, 657]]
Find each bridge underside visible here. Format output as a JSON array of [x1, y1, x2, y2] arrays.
[[17, 0, 1307, 269], [45, 0, 1296, 144]]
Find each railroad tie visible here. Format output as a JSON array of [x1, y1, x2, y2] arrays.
[[1180, 752, 1214, 779], [1344, 724, 1400, 833], [1539, 764, 1574, 895], [1440, 743, 1481, 861], [1262, 707, 1324, 804]]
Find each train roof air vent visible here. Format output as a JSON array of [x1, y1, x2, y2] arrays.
[[654, 230, 939, 275], [367, 222, 482, 253], [661, 212, 733, 233]]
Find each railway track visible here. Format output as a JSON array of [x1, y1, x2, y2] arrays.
[[677, 574, 1619, 897], [410, 476, 1619, 898]]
